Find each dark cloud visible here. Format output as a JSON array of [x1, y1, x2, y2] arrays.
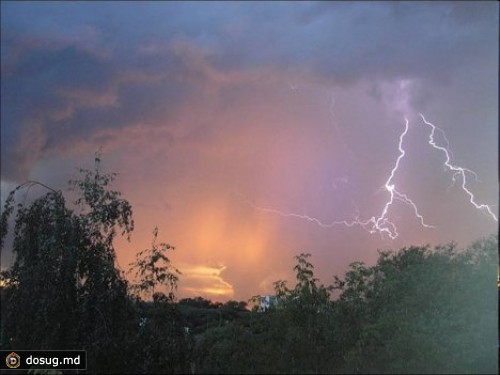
[[1, 43, 113, 180], [0, 36, 213, 181], [202, 2, 497, 86], [1, 2, 497, 191]]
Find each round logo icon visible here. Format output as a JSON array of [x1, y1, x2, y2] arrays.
[[6, 352, 21, 369]]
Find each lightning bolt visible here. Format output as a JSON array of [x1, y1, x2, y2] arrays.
[[354, 117, 434, 239], [248, 118, 434, 239], [419, 113, 497, 222], [249, 114, 496, 236], [245, 202, 361, 229]]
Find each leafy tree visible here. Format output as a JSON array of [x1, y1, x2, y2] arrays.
[[127, 228, 190, 374], [268, 253, 336, 373], [1, 182, 80, 350], [0, 155, 136, 372], [334, 236, 498, 374], [128, 227, 180, 302]]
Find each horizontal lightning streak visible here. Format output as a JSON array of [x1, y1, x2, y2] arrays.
[[249, 203, 360, 228], [419, 113, 497, 222]]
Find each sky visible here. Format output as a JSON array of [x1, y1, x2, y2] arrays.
[[1, 1, 498, 301]]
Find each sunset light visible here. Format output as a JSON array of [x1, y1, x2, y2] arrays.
[[1, 3, 497, 372]]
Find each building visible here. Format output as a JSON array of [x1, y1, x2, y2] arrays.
[[259, 295, 278, 312]]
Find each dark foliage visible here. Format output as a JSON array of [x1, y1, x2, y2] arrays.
[[1, 156, 497, 374]]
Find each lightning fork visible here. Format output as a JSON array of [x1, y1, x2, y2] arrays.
[[419, 113, 497, 222], [361, 117, 434, 239]]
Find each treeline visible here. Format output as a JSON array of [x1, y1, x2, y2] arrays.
[[193, 243, 497, 374], [0, 157, 497, 374]]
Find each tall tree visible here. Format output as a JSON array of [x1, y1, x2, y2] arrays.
[[128, 228, 190, 374], [1, 155, 136, 372]]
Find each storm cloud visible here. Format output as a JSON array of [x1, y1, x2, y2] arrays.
[[1, 2, 497, 300]]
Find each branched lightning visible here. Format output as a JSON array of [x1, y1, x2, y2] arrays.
[[248, 118, 434, 239], [419, 113, 497, 222], [243, 97, 496, 238], [352, 118, 434, 239], [246, 203, 360, 228]]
